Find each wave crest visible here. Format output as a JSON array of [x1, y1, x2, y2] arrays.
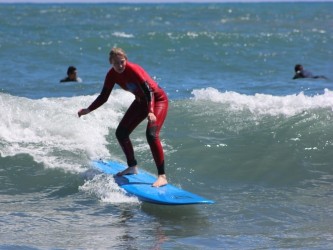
[[192, 87, 333, 116]]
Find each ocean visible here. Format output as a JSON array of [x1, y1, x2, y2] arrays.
[[1, 2, 333, 249]]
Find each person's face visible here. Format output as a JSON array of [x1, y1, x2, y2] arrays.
[[111, 54, 126, 74], [69, 71, 77, 80]]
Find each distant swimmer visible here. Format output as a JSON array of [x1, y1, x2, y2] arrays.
[[292, 64, 327, 80], [60, 66, 82, 83]]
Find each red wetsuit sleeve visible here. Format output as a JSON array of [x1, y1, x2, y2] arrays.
[[87, 86, 112, 112], [87, 72, 114, 112]]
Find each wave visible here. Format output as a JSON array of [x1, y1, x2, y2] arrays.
[[0, 91, 134, 173], [1, 89, 333, 195], [176, 88, 333, 187], [191, 87, 333, 117]]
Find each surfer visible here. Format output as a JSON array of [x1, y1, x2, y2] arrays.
[[78, 48, 168, 187], [292, 64, 327, 80], [60, 66, 82, 83]]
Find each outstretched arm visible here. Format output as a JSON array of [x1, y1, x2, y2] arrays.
[[78, 86, 112, 117]]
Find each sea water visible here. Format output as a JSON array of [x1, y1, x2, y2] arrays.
[[0, 2, 333, 249]]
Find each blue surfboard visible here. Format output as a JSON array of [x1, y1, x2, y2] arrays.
[[91, 159, 214, 205]]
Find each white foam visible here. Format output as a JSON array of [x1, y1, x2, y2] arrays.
[[0, 90, 134, 173], [112, 32, 134, 38], [79, 174, 139, 204], [192, 87, 333, 117]]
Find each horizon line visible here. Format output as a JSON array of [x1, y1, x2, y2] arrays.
[[1, 0, 333, 3]]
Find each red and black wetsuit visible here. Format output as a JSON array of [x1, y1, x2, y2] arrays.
[[88, 61, 168, 175]]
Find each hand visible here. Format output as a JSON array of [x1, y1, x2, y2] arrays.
[[78, 108, 90, 117], [147, 112, 156, 123]]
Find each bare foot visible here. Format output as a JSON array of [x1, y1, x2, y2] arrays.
[[116, 166, 138, 176], [152, 175, 168, 187]]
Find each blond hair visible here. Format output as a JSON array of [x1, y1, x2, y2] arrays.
[[109, 47, 127, 60]]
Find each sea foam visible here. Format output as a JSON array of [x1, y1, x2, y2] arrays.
[[0, 90, 134, 173], [192, 87, 333, 117]]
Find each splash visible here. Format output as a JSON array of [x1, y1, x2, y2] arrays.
[[79, 174, 139, 204]]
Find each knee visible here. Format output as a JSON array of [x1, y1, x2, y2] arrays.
[[116, 126, 129, 141]]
